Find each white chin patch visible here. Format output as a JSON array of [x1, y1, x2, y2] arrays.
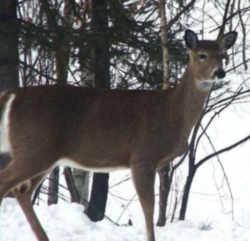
[[196, 80, 214, 91]]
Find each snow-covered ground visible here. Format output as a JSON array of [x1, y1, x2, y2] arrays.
[[1, 197, 250, 241], [1, 78, 250, 241]]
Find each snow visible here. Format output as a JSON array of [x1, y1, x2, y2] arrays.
[[1, 198, 250, 241]]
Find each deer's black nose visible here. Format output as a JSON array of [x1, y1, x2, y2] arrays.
[[214, 69, 226, 79]]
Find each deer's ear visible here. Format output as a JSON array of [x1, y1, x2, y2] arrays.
[[184, 30, 198, 49], [219, 31, 237, 50]]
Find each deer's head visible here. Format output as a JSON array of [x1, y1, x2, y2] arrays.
[[184, 29, 237, 91]]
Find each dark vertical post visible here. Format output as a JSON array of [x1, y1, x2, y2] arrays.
[[0, 0, 19, 92], [85, 0, 110, 221]]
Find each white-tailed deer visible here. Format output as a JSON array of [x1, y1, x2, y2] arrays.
[[0, 29, 237, 241]]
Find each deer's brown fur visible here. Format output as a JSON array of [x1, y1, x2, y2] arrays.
[[0, 29, 237, 241]]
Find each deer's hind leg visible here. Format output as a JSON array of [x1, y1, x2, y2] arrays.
[[0, 151, 55, 199], [0, 154, 16, 199], [0, 155, 53, 241], [12, 174, 49, 241], [0, 162, 49, 241]]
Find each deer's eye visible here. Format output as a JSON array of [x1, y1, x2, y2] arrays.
[[199, 53, 208, 60]]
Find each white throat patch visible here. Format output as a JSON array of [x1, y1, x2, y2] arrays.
[[196, 79, 214, 92]]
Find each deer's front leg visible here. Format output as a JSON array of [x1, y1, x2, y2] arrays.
[[131, 162, 156, 241]]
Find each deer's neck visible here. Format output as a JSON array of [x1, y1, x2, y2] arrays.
[[181, 66, 209, 104], [174, 66, 209, 133]]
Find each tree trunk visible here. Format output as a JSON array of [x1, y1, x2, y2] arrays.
[[45, 0, 72, 205], [85, 173, 109, 221], [0, 0, 19, 92], [159, 0, 170, 90], [179, 168, 196, 220], [64, 167, 81, 203], [84, 0, 110, 222], [48, 167, 59, 205], [72, 169, 89, 207], [156, 0, 172, 227], [70, 4, 94, 207]]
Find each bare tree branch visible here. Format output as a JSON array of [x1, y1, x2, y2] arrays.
[[166, 0, 196, 31], [217, 0, 232, 39], [196, 134, 250, 169]]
